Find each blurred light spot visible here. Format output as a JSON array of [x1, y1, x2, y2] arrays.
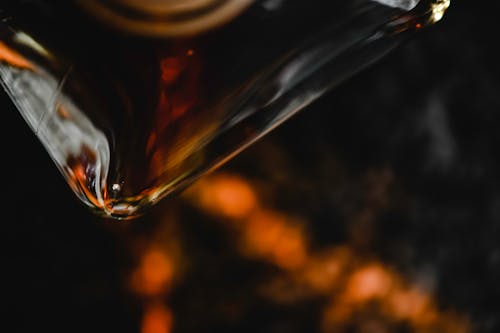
[[300, 247, 352, 293], [131, 249, 174, 296], [387, 287, 431, 322], [141, 302, 173, 333], [262, 0, 286, 11], [183, 171, 470, 333], [244, 210, 307, 270], [56, 104, 71, 119], [344, 264, 393, 303], [190, 174, 258, 219]]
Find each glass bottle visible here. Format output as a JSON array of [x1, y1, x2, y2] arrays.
[[0, 0, 449, 219]]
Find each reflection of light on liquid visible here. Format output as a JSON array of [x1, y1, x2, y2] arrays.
[[430, 0, 450, 23], [186, 172, 470, 333], [0, 39, 114, 214], [146, 47, 211, 185], [0, 41, 34, 69], [13, 32, 51, 58]]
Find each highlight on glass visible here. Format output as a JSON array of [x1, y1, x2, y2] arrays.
[[0, 0, 450, 219]]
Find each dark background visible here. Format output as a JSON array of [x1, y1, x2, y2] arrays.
[[2, 1, 499, 332]]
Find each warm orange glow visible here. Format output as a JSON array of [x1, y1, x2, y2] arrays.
[[300, 247, 352, 293], [322, 302, 354, 328], [158, 49, 201, 124], [0, 41, 34, 70], [272, 225, 307, 270], [185, 171, 470, 333], [66, 145, 103, 208], [344, 264, 394, 303], [321, 260, 470, 333], [187, 173, 308, 269], [160, 57, 184, 85], [387, 287, 431, 322], [243, 210, 284, 252], [141, 302, 173, 333], [243, 210, 307, 270], [129, 230, 178, 333], [145, 47, 203, 182], [56, 104, 71, 120], [131, 249, 174, 296], [188, 174, 258, 219]]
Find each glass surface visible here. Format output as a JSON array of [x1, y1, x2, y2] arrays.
[[4, 2, 499, 333], [0, 0, 449, 219]]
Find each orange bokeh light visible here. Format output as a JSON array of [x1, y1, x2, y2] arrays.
[[387, 287, 432, 323], [344, 264, 394, 303], [185, 171, 470, 333], [300, 247, 352, 293], [243, 210, 308, 270], [141, 302, 173, 333], [131, 249, 174, 297], [189, 174, 258, 220]]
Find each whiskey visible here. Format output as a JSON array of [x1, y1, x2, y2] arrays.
[[0, 0, 449, 219]]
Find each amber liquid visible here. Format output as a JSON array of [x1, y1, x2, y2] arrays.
[[0, 0, 445, 218]]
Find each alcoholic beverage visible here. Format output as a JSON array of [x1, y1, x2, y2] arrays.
[[0, 0, 449, 219]]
